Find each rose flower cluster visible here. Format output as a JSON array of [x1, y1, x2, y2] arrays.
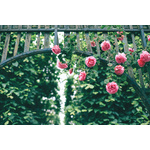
[[51, 32, 150, 94]]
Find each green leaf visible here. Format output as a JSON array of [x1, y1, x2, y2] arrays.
[[12, 61, 18, 67]]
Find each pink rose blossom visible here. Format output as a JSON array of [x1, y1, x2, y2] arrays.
[[69, 68, 73, 74], [129, 48, 134, 53], [101, 41, 111, 51], [137, 59, 145, 67], [79, 71, 86, 81], [85, 56, 96, 67], [140, 51, 150, 62], [91, 41, 96, 47], [57, 60, 68, 69], [115, 53, 127, 64], [106, 82, 119, 94], [148, 35, 150, 41], [114, 65, 124, 75], [52, 45, 61, 54], [129, 48, 134, 55], [117, 35, 124, 41]]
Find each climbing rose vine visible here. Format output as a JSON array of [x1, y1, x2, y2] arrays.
[[53, 30, 150, 95]]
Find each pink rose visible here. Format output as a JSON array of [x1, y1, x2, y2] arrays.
[[117, 35, 124, 41], [115, 53, 127, 64], [91, 41, 96, 47], [85, 56, 96, 67], [106, 82, 119, 94], [69, 68, 73, 74], [57, 60, 68, 69], [79, 71, 86, 81], [140, 51, 150, 62], [148, 35, 150, 41], [129, 48, 134, 55], [114, 65, 124, 75], [101, 41, 111, 51], [129, 48, 134, 53], [137, 59, 145, 67], [52, 45, 61, 54]]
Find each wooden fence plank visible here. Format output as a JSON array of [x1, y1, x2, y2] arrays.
[[64, 25, 70, 48], [54, 25, 59, 45], [44, 25, 50, 48], [13, 25, 22, 56], [94, 25, 100, 55], [114, 36, 119, 53], [1, 32, 10, 62], [84, 25, 92, 53], [24, 25, 31, 52], [37, 25, 41, 49], [76, 25, 80, 50]]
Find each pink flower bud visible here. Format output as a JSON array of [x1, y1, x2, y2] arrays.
[[106, 82, 119, 94], [101, 41, 111, 51], [69, 68, 73, 74], [52, 45, 61, 54], [137, 59, 145, 67], [79, 71, 86, 81], [57, 60, 68, 69], [114, 65, 124, 75], [115, 53, 127, 64], [85, 56, 96, 68], [129, 48, 134, 53], [91, 41, 96, 47]]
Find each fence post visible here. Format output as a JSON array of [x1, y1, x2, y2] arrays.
[[139, 25, 147, 49]]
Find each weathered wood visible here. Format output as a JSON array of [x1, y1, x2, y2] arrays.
[[64, 25, 70, 48], [54, 25, 59, 45], [114, 36, 119, 53], [138, 68, 145, 89], [95, 33, 100, 55], [123, 34, 128, 52], [24, 25, 31, 52], [1, 32, 10, 62], [13, 25, 22, 56], [76, 25, 80, 50], [44, 25, 50, 48], [37, 25, 41, 49], [129, 25, 137, 51]]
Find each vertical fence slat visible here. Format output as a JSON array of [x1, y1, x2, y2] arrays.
[[44, 25, 50, 48], [95, 33, 100, 55], [76, 25, 80, 50], [64, 25, 70, 48], [37, 25, 41, 49], [24, 25, 31, 52], [54, 25, 59, 45], [129, 25, 137, 51], [94, 25, 100, 55], [84, 25, 92, 52], [13, 25, 22, 56], [1, 26, 11, 62], [114, 36, 119, 53]]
